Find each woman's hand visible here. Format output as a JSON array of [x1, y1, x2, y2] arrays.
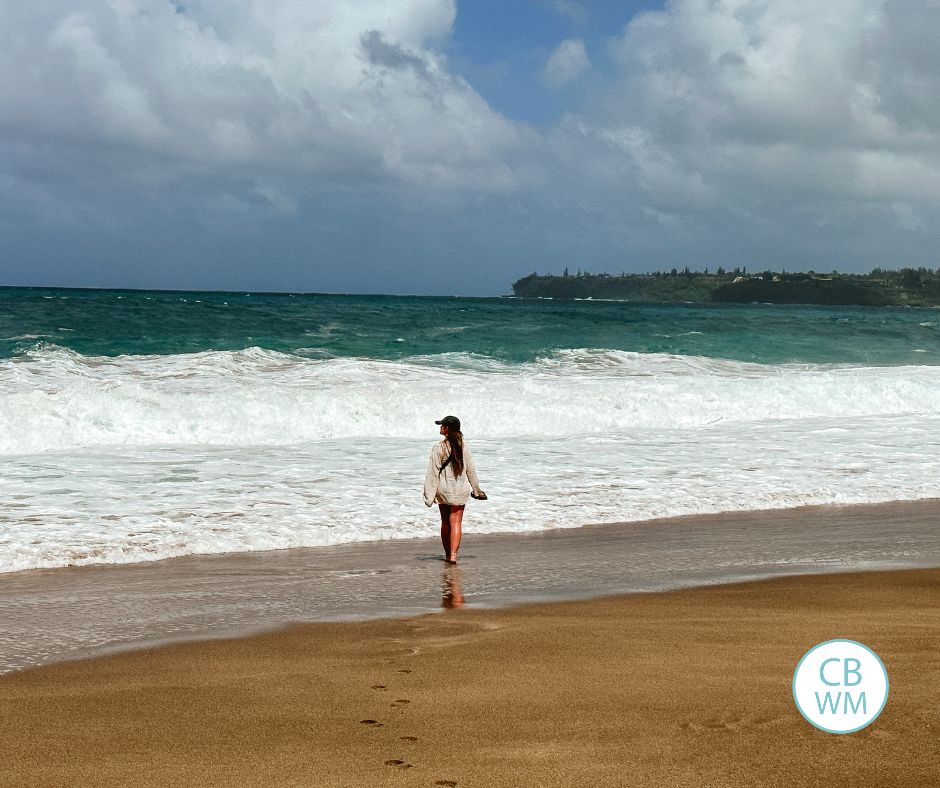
[[471, 490, 488, 500]]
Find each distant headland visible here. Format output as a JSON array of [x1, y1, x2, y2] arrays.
[[511, 267, 940, 307]]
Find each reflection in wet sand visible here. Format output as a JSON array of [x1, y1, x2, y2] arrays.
[[441, 567, 465, 609]]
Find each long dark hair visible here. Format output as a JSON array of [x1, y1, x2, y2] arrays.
[[439, 430, 464, 478]]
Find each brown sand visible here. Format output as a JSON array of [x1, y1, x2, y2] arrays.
[[1, 568, 938, 787]]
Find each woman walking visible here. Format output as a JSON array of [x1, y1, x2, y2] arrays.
[[423, 415, 486, 564]]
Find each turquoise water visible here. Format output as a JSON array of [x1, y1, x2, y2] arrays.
[[2, 286, 940, 364], [5, 285, 940, 574]]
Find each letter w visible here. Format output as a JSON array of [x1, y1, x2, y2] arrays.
[[815, 691, 841, 714]]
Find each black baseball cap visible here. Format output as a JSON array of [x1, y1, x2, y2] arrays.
[[435, 415, 461, 431]]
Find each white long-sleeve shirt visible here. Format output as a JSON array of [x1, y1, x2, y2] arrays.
[[423, 439, 483, 506]]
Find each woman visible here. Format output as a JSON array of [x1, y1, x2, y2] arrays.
[[423, 415, 486, 564]]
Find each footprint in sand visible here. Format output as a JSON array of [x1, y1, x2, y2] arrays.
[[397, 669, 412, 674], [399, 736, 418, 742], [392, 698, 411, 707], [360, 719, 384, 727], [434, 781, 458, 786], [371, 684, 387, 690], [384, 759, 412, 768]]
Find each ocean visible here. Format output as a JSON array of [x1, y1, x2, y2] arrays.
[[3, 286, 940, 575]]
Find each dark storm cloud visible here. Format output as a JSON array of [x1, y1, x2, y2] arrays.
[[361, 30, 429, 78]]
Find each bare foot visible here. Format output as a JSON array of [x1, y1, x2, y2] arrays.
[[445, 554, 458, 564]]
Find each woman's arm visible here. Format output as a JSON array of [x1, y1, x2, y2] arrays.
[[423, 444, 440, 507], [464, 444, 484, 496]]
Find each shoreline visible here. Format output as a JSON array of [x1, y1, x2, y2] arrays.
[[2, 498, 939, 676], [2, 566, 938, 786], [8, 494, 940, 580]]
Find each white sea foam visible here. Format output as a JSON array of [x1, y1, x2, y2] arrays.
[[2, 345, 939, 454], [3, 346, 940, 572]]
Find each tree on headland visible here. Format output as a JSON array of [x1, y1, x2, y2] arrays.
[[511, 266, 940, 306]]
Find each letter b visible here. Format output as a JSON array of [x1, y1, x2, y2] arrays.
[[843, 658, 862, 687]]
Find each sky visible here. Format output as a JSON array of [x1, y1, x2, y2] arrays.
[[2, 0, 940, 295]]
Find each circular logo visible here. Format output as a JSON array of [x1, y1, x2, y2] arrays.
[[792, 639, 889, 734]]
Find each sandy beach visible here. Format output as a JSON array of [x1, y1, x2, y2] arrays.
[[5, 499, 940, 675], [2, 565, 938, 787]]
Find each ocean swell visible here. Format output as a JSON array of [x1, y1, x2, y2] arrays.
[[1, 345, 939, 455]]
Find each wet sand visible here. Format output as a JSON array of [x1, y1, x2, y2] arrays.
[[1, 566, 938, 787], [3, 499, 940, 674]]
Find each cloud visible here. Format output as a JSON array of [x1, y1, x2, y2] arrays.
[[543, 38, 590, 88], [541, 1, 588, 26], [360, 30, 430, 77], [0, 0, 524, 190], [571, 0, 940, 254], [3, 0, 940, 294]]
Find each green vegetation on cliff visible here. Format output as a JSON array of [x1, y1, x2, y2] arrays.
[[511, 267, 940, 306]]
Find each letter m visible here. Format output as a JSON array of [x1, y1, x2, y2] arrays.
[[843, 692, 867, 715]]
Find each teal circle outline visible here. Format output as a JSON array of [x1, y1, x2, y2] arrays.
[[792, 638, 889, 734]]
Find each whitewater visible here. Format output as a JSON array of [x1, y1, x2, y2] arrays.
[[3, 342, 940, 573]]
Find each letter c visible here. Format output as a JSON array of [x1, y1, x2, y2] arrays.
[[820, 657, 842, 686]]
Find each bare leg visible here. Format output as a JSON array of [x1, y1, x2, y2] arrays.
[[438, 504, 451, 559], [447, 505, 465, 563]]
